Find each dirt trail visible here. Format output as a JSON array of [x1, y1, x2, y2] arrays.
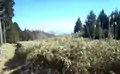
[[0, 44, 16, 74]]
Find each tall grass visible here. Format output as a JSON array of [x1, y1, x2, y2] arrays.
[[5, 35, 120, 74]]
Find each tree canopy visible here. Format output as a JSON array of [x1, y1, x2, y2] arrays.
[[74, 17, 82, 33], [74, 9, 120, 39]]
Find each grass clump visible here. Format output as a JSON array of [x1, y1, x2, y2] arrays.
[[7, 35, 120, 74]]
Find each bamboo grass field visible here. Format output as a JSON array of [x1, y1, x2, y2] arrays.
[[0, 34, 120, 74]]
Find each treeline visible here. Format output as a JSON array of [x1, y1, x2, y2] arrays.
[[0, 0, 55, 44], [20, 29, 55, 41], [6, 21, 55, 43], [74, 9, 120, 39]]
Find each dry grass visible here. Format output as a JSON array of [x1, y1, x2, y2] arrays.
[[0, 43, 16, 74], [1, 35, 120, 74], [10, 35, 120, 74]]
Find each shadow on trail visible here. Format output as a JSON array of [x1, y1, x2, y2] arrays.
[[3, 43, 28, 73], [3, 43, 66, 74]]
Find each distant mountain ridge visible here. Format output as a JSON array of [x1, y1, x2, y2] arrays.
[[20, 29, 55, 41]]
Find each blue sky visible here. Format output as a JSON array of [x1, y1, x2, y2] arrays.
[[12, 0, 120, 35]]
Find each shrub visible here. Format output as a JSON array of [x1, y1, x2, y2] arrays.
[[8, 35, 120, 74]]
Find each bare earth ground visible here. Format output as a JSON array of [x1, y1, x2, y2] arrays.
[[0, 44, 16, 74]]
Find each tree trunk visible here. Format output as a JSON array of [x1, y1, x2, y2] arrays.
[[115, 24, 118, 39], [86, 26, 91, 39], [0, 19, 3, 45], [93, 26, 95, 39], [108, 18, 111, 39], [2, 20, 6, 43]]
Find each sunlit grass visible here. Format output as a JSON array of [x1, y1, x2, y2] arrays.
[[14, 35, 120, 74], [0, 34, 120, 74], [0, 43, 16, 74]]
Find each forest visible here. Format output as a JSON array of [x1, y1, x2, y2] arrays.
[[74, 9, 120, 39]]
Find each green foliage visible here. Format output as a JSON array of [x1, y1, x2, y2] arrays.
[[98, 9, 109, 29], [85, 10, 97, 38], [6, 21, 20, 43], [110, 10, 120, 39], [4, 0, 15, 20], [74, 17, 82, 33], [75, 9, 120, 39]]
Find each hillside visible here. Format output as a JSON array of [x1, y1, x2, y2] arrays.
[[0, 35, 120, 74]]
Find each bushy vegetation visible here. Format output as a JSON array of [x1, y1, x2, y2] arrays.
[[4, 35, 120, 74]]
